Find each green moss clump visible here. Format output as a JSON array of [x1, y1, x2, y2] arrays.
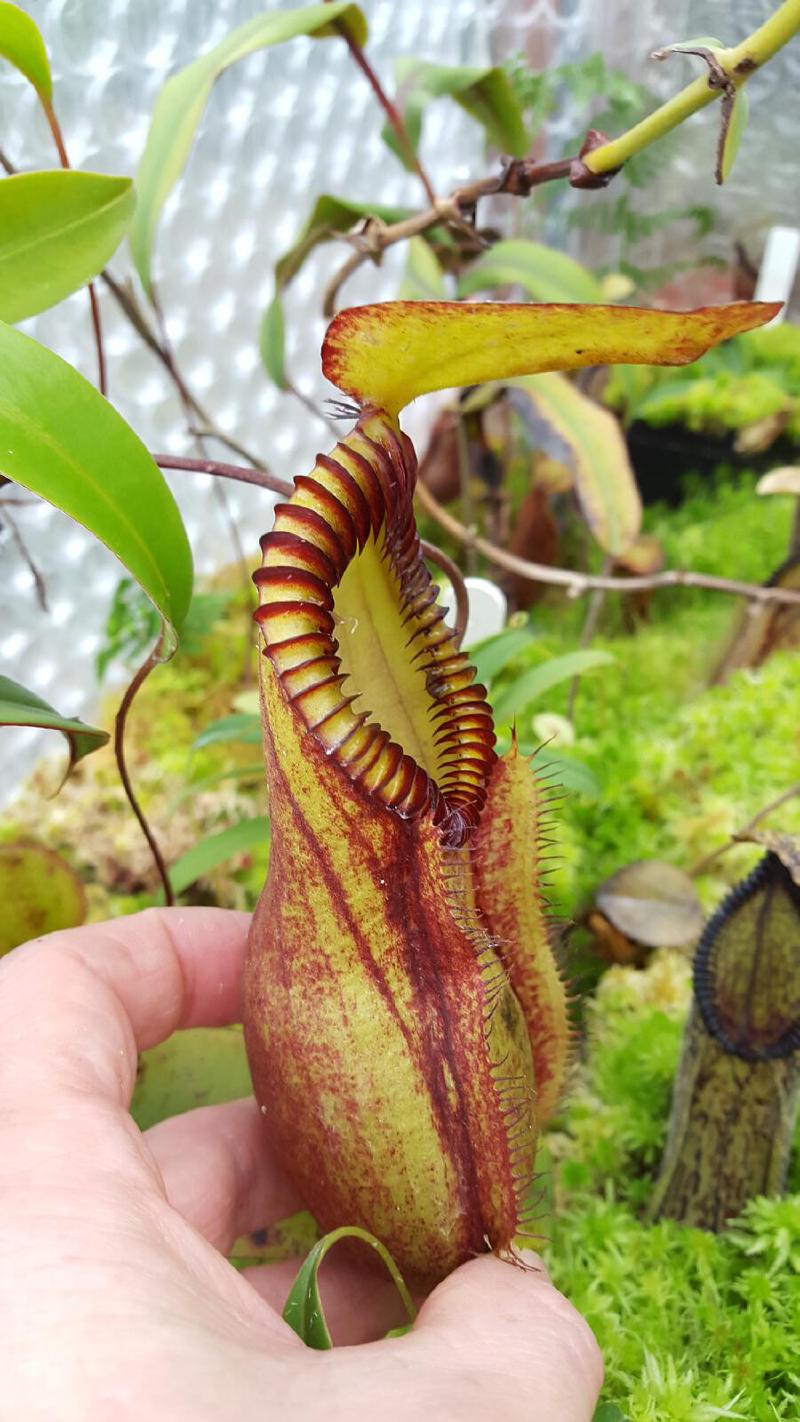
[[543, 955, 800, 1421], [4, 574, 269, 917], [484, 472, 799, 911], [604, 323, 800, 442]]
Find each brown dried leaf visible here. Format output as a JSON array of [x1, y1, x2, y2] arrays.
[[417, 408, 460, 502], [711, 554, 800, 684], [613, 532, 665, 576], [757, 466, 800, 497], [505, 481, 560, 609], [596, 859, 704, 949], [733, 409, 790, 455]]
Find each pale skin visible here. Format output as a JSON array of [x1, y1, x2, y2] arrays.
[[0, 907, 602, 1421]]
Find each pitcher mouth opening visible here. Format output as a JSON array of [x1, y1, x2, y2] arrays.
[[253, 408, 495, 847]]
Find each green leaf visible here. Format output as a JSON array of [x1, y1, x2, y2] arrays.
[[509, 373, 642, 556], [495, 735, 600, 797], [96, 578, 162, 682], [532, 752, 599, 798], [275, 194, 408, 291], [168, 817, 268, 898], [260, 292, 287, 390], [592, 1405, 630, 1422], [384, 58, 527, 166], [719, 87, 749, 184], [0, 675, 108, 776], [0, 324, 193, 640], [283, 1225, 416, 1349], [470, 626, 536, 686], [0, 842, 86, 956], [130, 1024, 252, 1130], [397, 236, 446, 301], [0, 1, 52, 101], [131, 2, 367, 293], [492, 649, 613, 724], [457, 239, 604, 304], [0, 171, 135, 323], [193, 713, 262, 750]]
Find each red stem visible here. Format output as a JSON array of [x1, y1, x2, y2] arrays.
[[87, 282, 108, 395], [335, 22, 437, 207], [114, 640, 174, 905], [154, 452, 293, 498]]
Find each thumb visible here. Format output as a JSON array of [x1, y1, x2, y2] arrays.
[[404, 1251, 603, 1422]]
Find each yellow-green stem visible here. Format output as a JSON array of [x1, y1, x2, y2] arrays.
[[585, 0, 800, 175]]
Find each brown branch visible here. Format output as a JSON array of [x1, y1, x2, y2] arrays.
[[414, 480, 800, 607], [420, 537, 469, 644], [114, 638, 174, 905], [87, 282, 108, 395], [153, 453, 293, 499], [333, 19, 437, 207], [322, 154, 575, 315], [690, 782, 800, 877], [0, 144, 14, 174], [2, 506, 49, 612]]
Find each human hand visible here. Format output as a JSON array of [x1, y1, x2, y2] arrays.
[[0, 907, 602, 1421]]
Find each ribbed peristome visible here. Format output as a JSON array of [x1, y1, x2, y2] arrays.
[[253, 407, 495, 847]]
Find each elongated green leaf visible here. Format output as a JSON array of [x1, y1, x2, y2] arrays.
[[0, 1, 51, 101], [131, 2, 367, 293], [168, 816, 268, 897], [193, 712, 262, 750], [384, 58, 527, 166], [492, 649, 613, 724], [276, 194, 408, 291], [0, 171, 135, 323], [0, 675, 108, 775], [0, 324, 192, 637], [509, 373, 641, 556], [397, 236, 446, 300], [719, 87, 749, 184], [458, 240, 604, 304], [283, 1225, 415, 1348], [260, 292, 287, 390], [469, 626, 536, 686]]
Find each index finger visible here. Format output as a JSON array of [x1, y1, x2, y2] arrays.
[[0, 907, 251, 1108]]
